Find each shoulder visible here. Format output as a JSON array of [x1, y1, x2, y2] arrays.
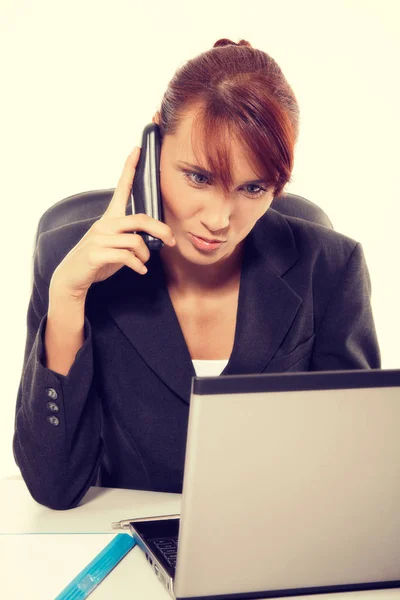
[[253, 208, 362, 275], [282, 212, 357, 252]]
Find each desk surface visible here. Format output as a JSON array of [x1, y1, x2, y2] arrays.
[[0, 476, 181, 534], [1, 477, 399, 600]]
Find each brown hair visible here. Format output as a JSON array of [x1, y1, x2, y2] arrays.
[[154, 38, 299, 199]]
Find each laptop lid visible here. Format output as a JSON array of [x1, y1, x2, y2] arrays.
[[174, 369, 400, 599]]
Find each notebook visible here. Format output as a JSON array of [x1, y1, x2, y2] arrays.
[[129, 368, 400, 599]]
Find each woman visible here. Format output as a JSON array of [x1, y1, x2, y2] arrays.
[[13, 39, 381, 510]]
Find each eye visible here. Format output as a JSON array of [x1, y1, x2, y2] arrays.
[[182, 170, 267, 198], [242, 184, 267, 198], [183, 171, 210, 186]]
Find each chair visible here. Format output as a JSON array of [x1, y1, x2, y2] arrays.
[[34, 189, 333, 245]]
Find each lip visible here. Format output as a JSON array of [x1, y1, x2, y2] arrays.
[[192, 234, 226, 243], [188, 233, 226, 252]]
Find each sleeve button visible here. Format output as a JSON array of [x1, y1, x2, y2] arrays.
[[46, 401, 59, 412], [46, 388, 58, 400], [47, 415, 60, 427]]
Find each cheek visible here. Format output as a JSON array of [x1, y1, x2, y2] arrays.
[[233, 201, 270, 234], [243, 196, 274, 228], [160, 169, 181, 219], [161, 173, 200, 221]]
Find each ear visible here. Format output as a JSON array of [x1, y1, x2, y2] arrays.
[[152, 111, 160, 125]]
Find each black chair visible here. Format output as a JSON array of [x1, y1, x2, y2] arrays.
[[34, 189, 333, 245]]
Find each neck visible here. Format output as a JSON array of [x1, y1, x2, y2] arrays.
[[160, 241, 244, 296]]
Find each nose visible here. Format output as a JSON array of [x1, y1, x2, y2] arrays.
[[199, 193, 231, 234]]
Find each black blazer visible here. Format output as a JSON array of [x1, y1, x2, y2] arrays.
[[13, 208, 381, 509]]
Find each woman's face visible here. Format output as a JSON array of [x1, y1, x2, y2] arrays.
[[158, 108, 275, 266]]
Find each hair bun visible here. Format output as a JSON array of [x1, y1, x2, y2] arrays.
[[213, 38, 252, 48]]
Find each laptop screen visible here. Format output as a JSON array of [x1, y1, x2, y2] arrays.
[[174, 368, 400, 599]]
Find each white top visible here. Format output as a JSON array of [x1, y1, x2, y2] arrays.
[[192, 359, 229, 377]]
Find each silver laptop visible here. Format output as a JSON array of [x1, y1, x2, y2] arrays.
[[129, 368, 400, 599]]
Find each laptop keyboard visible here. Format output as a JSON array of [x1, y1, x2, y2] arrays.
[[151, 536, 179, 570]]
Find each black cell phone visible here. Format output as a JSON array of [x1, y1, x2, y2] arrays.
[[130, 123, 164, 251]]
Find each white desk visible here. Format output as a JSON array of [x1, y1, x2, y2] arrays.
[[1, 477, 399, 600]]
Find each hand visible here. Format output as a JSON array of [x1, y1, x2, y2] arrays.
[[50, 147, 175, 301]]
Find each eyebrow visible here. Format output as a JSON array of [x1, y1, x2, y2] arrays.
[[176, 161, 267, 186]]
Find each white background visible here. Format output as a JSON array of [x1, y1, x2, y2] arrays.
[[0, 0, 399, 480]]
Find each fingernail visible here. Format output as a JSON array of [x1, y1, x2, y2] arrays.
[[140, 266, 148, 274], [170, 237, 176, 245]]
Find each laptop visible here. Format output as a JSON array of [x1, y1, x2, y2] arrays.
[[129, 368, 400, 599]]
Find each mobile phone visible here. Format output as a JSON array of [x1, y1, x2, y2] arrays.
[[130, 123, 164, 251]]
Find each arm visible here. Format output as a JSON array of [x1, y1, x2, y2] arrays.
[[13, 240, 104, 510], [44, 283, 86, 377], [310, 242, 381, 370]]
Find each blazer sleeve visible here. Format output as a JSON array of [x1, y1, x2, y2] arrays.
[[13, 241, 104, 510], [310, 241, 381, 370]]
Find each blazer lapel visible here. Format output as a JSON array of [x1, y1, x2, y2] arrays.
[[102, 208, 302, 404], [102, 252, 196, 405], [222, 208, 302, 375]]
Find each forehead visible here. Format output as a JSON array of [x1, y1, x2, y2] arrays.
[[165, 105, 261, 181]]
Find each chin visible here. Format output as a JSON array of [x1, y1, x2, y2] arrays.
[[186, 246, 231, 265], [188, 254, 224, 265]]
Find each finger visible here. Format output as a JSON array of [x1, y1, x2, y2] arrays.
[[91, 248, 148, 275], [94, 233, 151, 264], [100, 214, 176, 246], [104, 147, 140, 218]]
